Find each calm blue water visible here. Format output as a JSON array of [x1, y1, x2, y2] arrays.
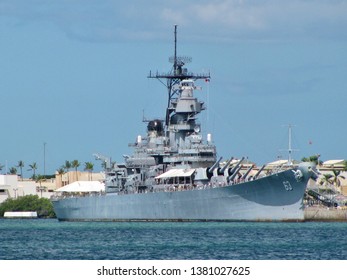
[[0, 219, 346, 260]]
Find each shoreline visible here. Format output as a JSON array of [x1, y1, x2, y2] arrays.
[[304, 207, 347, 221]]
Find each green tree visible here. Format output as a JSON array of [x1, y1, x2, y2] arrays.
[[84, 162, 94, 181], [71, 159, 80, 181], [9, 167, 17, 175], [56, 166, 65, 186], [17, 160, 24, 180], [318, 173, 337, 194], [28, 162, 38, 180], [331, 170, 346, 188], [320, 174, 332, 186], [0, 195, 55, 218], [57, 167, 65, 177], [36, 174, 46, 198], [301, 155, 320, 165], [64, 160, 71, 184], [0, 163, 4, 174]]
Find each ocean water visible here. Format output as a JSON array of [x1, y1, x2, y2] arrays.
[[0, 219, 346, 260]]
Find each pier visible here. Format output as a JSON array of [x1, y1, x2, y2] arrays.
[[304, 207, 347, 221]]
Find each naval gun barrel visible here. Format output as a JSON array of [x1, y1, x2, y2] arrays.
[[208, 156, 223, 174], [241, 165, 254, 180], [227, 157, 244, 176], [253, 164, 266, 179], [219, 157, 234, 174], [228, 166, 242, 182]]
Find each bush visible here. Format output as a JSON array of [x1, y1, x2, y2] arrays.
[[0, 195, 56, 218]]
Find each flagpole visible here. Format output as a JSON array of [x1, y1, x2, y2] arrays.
[[205, 78, 210, 133]]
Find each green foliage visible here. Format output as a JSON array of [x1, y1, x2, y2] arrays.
[[301, 155, 321, 165], [28, 162, 38, 180], [71, 159, 80, 171], [42, 174, 56, 180], [0, 195, 56, 218], [9, 167, 17, 175]]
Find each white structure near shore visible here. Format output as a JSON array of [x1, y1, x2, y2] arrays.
[[0, 171, 106, 203], [0, 175, 37, 203], [4, 211, 38, 218]]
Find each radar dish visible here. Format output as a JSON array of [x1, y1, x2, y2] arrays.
[[169, 56, 192, 65], [194, 125, 201, 133]]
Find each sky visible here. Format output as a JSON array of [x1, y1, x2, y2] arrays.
[[0, 0, 346, 177]]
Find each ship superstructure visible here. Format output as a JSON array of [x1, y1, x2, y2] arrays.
[[104, 25, 218, 193]]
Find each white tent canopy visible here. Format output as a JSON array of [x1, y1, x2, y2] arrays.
[[55, 181, 105, 193], [155, 169, 195, 179]]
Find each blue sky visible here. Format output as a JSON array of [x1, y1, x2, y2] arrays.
[[1, 0, 346, 177]]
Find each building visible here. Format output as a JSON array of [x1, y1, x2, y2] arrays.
[[317, 160, 347, 196], [0, 171, 105, 203], [55, 171, 105, 189], [0, 175, 36, 203]]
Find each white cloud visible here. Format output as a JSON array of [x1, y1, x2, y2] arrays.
[[192, 1, 267, 30], [1, 0, 346, 42]]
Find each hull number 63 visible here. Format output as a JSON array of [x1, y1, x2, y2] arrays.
[[283, 181, 293, 191]]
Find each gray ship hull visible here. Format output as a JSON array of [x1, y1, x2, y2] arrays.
[[52, 168, 308, 222]]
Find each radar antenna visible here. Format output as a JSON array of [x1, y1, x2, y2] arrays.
[[148, 25, 210, 126]]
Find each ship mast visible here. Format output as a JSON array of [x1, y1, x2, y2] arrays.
[[148, 25, 211, 126], [280, 124, 299, 165], [288, 125, 293, 164]]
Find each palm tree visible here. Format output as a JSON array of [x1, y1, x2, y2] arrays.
[[320, 173, 332, 185], [9, 167, 17, 175], [17, 160, 24, 180], [331, 169, 346, 191], [64, 160, 71, 184], [57, 167, 65, 176], [317, 173, 332, 194], [28, 162, 38, 180], [35, 174, 46, 198], [84, 162, 94, 181], [56, 166, 65, 186], [71, 159, 80, 181]]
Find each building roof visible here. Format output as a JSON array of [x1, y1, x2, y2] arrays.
[[266, 159, 289, 166], [323, 159, 345, 166]]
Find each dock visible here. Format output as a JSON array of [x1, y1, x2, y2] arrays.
[[4, 212, 38, 219]]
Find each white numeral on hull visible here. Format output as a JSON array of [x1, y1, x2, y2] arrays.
[[283, 181, 293, 191]]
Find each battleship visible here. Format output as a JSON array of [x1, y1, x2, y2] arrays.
[[52, 26, 316, 221]]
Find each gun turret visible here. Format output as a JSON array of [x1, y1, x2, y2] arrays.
[[218, 157, 234, 175], [227, 157, 244, 176], [208, 156, 223, 174], [228, 166, 242, 182]]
